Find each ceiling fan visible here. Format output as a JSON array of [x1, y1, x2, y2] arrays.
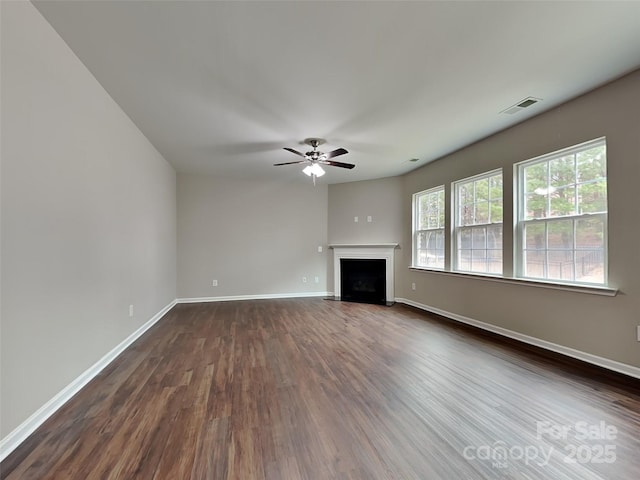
[[274, 138, 355, 183]]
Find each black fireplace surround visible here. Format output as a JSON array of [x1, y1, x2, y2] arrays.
[[340, 258, 386, 305]]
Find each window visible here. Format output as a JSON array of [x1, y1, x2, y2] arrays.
[[516, 138, 607, 285], [413, 186, 445, 269], [453, 170, 503, 274]]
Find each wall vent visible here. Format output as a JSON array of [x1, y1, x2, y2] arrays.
[[501, 97, 542, 115]]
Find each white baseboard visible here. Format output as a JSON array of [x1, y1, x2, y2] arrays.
[[176, 291, 331, 304], [395, 297, 640, 380], [0, 299, 177, 462]]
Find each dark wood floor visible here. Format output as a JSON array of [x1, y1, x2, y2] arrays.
[[2, 299, 639, 479]]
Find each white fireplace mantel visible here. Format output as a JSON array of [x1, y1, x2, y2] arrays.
[[329, 243, 398, 302]]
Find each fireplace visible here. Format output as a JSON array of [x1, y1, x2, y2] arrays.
[[330, 244, 398, 306], [340, 258, 386, 305]]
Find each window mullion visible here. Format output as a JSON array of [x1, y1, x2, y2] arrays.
[[544, 221, 549, 278], [572, 218, 577, 282], [574, 152, 579, 216]]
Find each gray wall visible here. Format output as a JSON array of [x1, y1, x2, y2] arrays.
[[1, 2, 177, 437], [328, 176, 404, 291], [328, 176, 404, 245], [177, 174, 328, 298], [401, 70, 640, 368]]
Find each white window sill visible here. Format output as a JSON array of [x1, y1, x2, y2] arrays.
[[408, 266, 618, 297]]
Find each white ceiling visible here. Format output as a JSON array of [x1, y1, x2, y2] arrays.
[[33, 0, 640, 184]]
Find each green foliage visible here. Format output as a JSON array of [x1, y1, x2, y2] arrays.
[[458, 174, 502, 226], [523, 145, 606, 219]]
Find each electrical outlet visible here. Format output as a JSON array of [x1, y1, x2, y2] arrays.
[[302, 276, 307, 283], [411, 282, 416, 291], [367, 215, 372, 222], [317, 246, 323, 253], [354, 216, 359, 223], [314, 276, 319, 283], [212, 279, 218, 287], [129, 305, 134, 317]]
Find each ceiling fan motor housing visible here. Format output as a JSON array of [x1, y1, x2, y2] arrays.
[[306, 151, 325, 161]]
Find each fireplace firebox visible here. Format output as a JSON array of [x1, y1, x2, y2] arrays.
[[340, 258, 386, 305]]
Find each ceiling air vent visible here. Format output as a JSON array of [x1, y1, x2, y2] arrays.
[[501, 97, 542, 115]]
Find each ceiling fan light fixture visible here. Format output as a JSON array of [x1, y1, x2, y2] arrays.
[[303, 164, 325, 177], [311, 164, 325, 177]]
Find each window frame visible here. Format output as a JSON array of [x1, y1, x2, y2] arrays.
[[452, 169, 504, 275], [412, 185, 445, 269], [514, 137, 608, 286]]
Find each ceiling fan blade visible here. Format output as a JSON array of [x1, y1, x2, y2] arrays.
[[326, 148, 349, 159], [283, 147, 306, 157], [273, 160, 306, 166], [319, 160, 355, 169]]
